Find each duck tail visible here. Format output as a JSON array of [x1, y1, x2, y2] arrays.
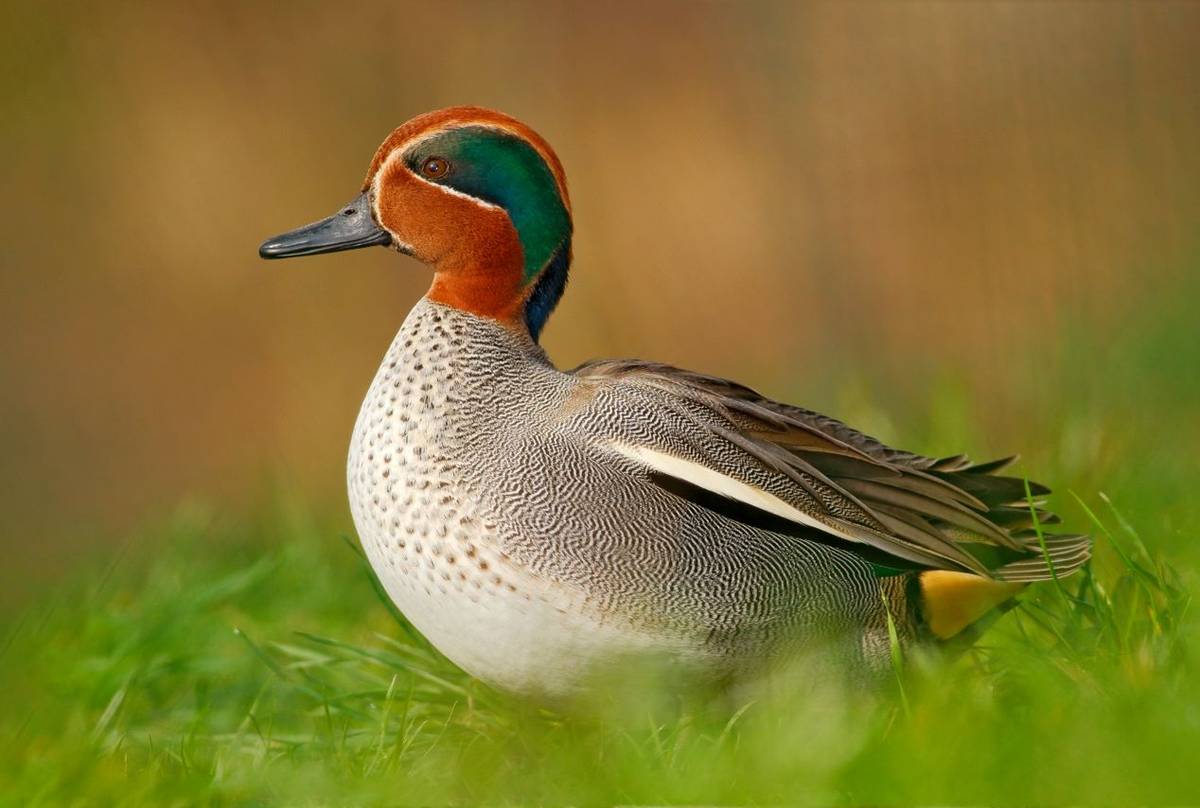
[[928, 458, 1092, 583], [989, 532, 1092, 582]]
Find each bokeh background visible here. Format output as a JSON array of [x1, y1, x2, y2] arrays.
[[2, 1, 1198, 608]]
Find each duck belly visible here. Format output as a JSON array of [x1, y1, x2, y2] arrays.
[[347, 435, 687, 697], [351, 505, 679, 697]]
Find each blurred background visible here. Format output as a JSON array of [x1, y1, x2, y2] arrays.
[[2, 1, 1197, 608]]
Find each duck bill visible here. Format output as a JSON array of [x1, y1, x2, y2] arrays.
[[259, 191, 391, 259]]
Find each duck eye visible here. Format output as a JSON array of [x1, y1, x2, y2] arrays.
[[421, 157, 450, 179]]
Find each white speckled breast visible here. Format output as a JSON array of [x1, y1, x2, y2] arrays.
[[347, 300, 679, 698]]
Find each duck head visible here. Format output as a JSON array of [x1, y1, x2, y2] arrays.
[[260, 106, 573, 340]]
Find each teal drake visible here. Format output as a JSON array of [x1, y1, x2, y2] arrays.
[[260, 106, 1091, 699]]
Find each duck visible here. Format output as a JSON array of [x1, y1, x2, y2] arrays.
[[260, 106, 1090, 699]]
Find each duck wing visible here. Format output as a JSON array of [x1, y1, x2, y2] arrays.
[[571, 359, 1090, 582]]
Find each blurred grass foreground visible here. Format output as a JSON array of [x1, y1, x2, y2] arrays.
[[2, 1, 1200, 804], [0, 470, 1193, 805]]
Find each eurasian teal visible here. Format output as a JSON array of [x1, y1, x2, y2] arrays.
[[260, 106, 1090, 698]]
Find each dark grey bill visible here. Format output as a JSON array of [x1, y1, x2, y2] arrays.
[[259, 191, 391, 259]]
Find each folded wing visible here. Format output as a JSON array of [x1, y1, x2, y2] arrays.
[[572, 359, 1090, 582]]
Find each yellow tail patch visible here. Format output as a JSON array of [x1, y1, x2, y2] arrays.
[[919, 571, 1025, 639]]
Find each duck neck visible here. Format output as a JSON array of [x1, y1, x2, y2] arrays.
[[427, 237, 572, 343], [425, 214, 527, 325]]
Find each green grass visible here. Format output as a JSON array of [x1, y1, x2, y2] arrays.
[[3, 280, 1199, 805], [1, 489, 1193, 806]]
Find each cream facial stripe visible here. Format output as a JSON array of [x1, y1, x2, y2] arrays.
[[400, 121, 552, 170], [399, 122, 518, 153], [605, 441, 867, 545], [382, 122, 529, 210], [371, 147, 504, 218], [414, 173, 505, 210]]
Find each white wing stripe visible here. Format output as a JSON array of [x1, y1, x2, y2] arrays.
[[606, 442, 865, 545]]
